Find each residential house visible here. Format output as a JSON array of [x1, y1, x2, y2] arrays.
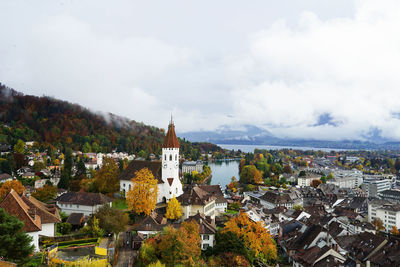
[[0, 173, 13, 183], [248, 189, 303, 210], [0, 189, 61, 251], [177, 185, 217, 220], [185, 213, 217, 250], [56, 191, 112, 216]]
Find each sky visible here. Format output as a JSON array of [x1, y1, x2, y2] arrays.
[[1, 0, 400, 141]]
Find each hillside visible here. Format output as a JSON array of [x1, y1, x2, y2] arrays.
[[0, 83, 221, 156]]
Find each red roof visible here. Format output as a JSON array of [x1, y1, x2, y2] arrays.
[[162, 122, 180, 148]]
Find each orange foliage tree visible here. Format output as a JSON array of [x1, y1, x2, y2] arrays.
[[223, 212, 277, 263], [157, 220, 201, 266], [310, 179, 322, 188], [391, 226, 399, 235], [126, 168, 158, 215], [240, 165, 263, 184], [0, 180, 25, 200]]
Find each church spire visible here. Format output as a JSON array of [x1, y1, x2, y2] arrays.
[[163, 118, 180, 148]]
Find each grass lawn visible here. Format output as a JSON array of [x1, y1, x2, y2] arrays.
[[112, 199, 127, 210], [225, 209, 239, 215]]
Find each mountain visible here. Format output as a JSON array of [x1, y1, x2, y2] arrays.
[[0, 83, 221, 155], [181, 124, 400, 150]]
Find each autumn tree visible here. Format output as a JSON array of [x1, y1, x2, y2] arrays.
[[165, 195, 182, 220], [93, 204, 129, 235], [0, 208, 34, 265], [31, 185, 57, 202], [214, 231, 252, 262], [158, 221, 201, 266], [0, 180, 25, 200], [391, 226, 399, 235], [81, 216, 104, 237], [13, 139, 25, 154], [92, 157, 120, 194], [310, 179, 322, 188], [126, 168, 158, 215], [240, 165, 263, 184], [223, 212, 277, 264], [372, 218, 385, 233], [283, 165, 293, 174]]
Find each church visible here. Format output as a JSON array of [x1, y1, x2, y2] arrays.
[[119, 120, 183, 203]]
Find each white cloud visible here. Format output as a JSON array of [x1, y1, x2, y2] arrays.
[[1, 0, 400, 141], [228, 0, 400, 140]]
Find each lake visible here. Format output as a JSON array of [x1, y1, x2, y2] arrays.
[[217, 144, 350, 153], [208, 160, 239, 190]]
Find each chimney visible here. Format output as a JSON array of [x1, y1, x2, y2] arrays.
[[366, 261, 370, 267]]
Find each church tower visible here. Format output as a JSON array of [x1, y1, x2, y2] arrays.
[[160, 118, 183, 202]]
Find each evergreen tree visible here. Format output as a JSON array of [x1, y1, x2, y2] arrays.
[[58, 148, 72, 189], [75, 158, 87, 179], [0, 208, 34, 265]]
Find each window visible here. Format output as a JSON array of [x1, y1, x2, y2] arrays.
[[175, 154, 177, 160], [202, 244, 209, 249], [164, 154, 166, 161], [176, 188, 178, 194], [203, 235, 209, 240], [170, 155, 172, 161], [123, 183, 125, 187], [77, 205, 79, 208], [129, 184, 131, 191]]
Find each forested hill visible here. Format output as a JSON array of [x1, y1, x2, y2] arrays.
[[0, 83, 221, 156]]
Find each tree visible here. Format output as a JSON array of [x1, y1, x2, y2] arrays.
[[214, 231, 252, 262], [82, 142, 91, 153], [31, 185, 57, 202], [282, 165, 292, 174], [57, 222, 72, 235], [148, 261, 165, 267], [13, 139, 25, 154], [75, 158, 87, 179], [82, 216, 104, 237], [0, 208, 34, 265], [158, 221, 201, 266], [139, 240, 158, 266], [240, 165, 263, 184], [33, 161, 46, 173], [93, 204, 129, 235], [92, 157, 120, 194], [0, 180, 25, 200], [298, 170, 306, 177], [293, 205, 303, 211], [165, 195, 182, 220], [223, 212, 277, 263], [391, 226, 399, 235], [310, 179, 322, 188], [372, 218, 385, 233], [58, 148, 72, 189], [126, 168, 158, 215]]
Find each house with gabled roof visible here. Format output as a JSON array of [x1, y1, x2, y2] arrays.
[[56, 191, 112, 216], [0, 189, 61, 251], [177, 184, 217, 220], [185, 213, 217, 250]]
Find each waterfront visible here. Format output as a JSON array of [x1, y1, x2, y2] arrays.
[[208, 160, 239, 190]]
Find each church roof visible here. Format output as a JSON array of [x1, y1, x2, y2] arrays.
[[119, 160, 163, 183], [162, 122, 180, 148]]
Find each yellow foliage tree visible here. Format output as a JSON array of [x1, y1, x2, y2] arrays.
[[223, 212, 277, 262], [126, 168, 158, 215], [0, 180, 25, 200], [165, 195, 182, 220]]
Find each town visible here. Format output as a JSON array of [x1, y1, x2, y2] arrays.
[[1, 117, 400, 267]]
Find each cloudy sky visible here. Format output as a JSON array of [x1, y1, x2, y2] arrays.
[[1, 0, 400, 141]]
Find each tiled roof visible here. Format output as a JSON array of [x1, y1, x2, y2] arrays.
[[0, 189, 41, 232], [134, 213, 168, 231], [56, 191, 112, 206], [21, 195, 61, 224], [118, 160, 163, 183], [177, 185, 217, 206], [186, 213, 217, 235], [162, 122, 180, 148], [196, 185, 227, 204]]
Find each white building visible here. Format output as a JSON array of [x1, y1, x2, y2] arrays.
[[363, 177, 392, 197], [298, 176, 320, 187], [56, 191, 112, 216], [182, 160, 203, 174], [119, 120, 183, 203], [368, 201, 400, 232]]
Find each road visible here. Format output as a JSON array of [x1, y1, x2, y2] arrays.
[[115, 231, 136, 267]]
